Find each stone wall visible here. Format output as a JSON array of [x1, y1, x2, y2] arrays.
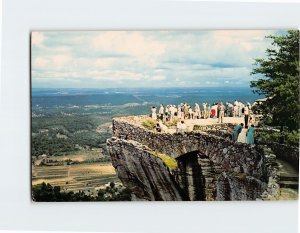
[[108, 116, 273, 201], [113, 118, 266, 179], [216, 174, 267, 200], [175, 151, 268, 201], [193, 123, 234, 139], [193, 123, 235, 132], [259, 146, 280, 200], [266, 142, 299, 171]]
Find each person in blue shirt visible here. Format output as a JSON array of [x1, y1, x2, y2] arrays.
[[232, 123, 244, 142], [246, 124, 255, 144]]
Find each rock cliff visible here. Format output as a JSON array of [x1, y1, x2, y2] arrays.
[[107, 137, 184, 201]]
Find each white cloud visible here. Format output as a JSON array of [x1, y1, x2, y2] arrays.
[[52, 55, 73, 66], [33, 54, 73, 71], [95, 58, 117, 68], [33, 57, 48, 68], [32, 32, 45, 47], [151, 75, 166, 81], [31, 30, 279, 88], [91, 32, 166, 59]]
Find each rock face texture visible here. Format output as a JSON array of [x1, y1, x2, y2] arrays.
[[107, 138, 184, 201], [266, 142, 299, 171], [107, 116, 275, 201]]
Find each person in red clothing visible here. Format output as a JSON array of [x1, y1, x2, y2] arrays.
[[211, 108, 215, 118]]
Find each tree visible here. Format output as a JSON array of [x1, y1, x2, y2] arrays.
[[109, 182, 115, 189], [251, 30, 299, 132]]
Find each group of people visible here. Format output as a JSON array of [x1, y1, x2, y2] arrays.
[[151, 100, 253, 126], [151, 103, 206, 121], [231, 123, 255, 144], [150, 100, 256, 145]]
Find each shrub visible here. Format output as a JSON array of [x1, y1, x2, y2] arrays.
[[141, 119, 157, 130], [164, 118, 180, 128], [153, 152, 178, 170], [256, 130, 299, 146], [32, 182, 131, 201]]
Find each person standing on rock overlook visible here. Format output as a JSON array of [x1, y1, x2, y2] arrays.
[[232, 123, 243, 141], [169, 105, 175, 121], [237, 125, 248, 143], [177, 104, 182, 119], [233, 104, 238, 117], [194, 103, 200, 119], [246, 124, 255, 144], [202, 103, 207, 118], [207, 104, 211, 118], [176, 120, 187, 133], [151, 106, 157, 119], [211, 104, 217, 118], [244, 103, 250, 127], [218, 102, 225, 123], [159, 104, 164, 120]]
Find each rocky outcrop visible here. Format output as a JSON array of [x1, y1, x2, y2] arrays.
[[216, 174, 267, 200], [107, 116, 278, 201], [107, 137, 184, 201]]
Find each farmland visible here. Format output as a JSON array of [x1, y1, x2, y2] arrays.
[[32, 162, 118, 192]]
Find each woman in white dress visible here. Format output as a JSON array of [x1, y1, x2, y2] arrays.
[[237, 126, 248, 143], [177, 104, 182, 119], [194, 103, 200, 119], [169, 105, 175, 122], [188, 107, 194, 119], [158, 104, 164, 120], [233, 105, 238, 117], [151, 106, 157, 119]]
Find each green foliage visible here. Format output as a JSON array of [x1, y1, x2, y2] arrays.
[[72, 131, 110, 148], [31, 115, 100, 134], [99, 182, 132, 201], [256, 130, 299, 146], [285, 130, 299, 146], [109, 181, 115, 188], [31, 113, 111, 156], [141, 118, 157, 130], [153, 152, 178, 170], [230, 172, 247, 181], [250, 30, 300, 131], [164, 118, 180, 128], [32, 131, 75, 156], [32, 182, 131, 202], [32, 182, 94, 201]]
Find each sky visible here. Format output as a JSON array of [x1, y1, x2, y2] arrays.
[[31, 30, 283, 88]]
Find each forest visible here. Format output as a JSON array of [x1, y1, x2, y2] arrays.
[[31, 99, 144, 157]]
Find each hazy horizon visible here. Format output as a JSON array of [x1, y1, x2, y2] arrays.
[[32, 86, 255, 89]]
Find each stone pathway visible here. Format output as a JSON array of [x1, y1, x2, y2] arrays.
[[276, 159, 299, 200], [184, 117, 244, 127]]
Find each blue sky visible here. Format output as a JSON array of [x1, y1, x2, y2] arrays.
[[31, 30, 282, 88]]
